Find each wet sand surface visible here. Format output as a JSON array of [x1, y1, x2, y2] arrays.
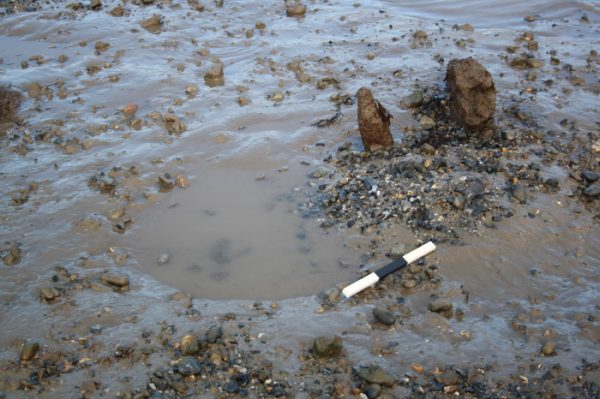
[[0, 0, 599, 397]]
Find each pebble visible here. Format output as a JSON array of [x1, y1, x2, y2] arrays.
[[100, 273, 129, 288], [312, 335, 342, 358], [390, 243, 406, 258], [584, 182, 600, 199], [511, 184, 527, 204], [286, 4, 306, 17], [20, 341, 39, 361], [140, 15, 163, 34], [357, 365, 396, 387], [428, 299, 453, 313], [364, 384, 382, 399], [435, 370, 460, 386], [176, 356, 203, 376], [158, 252, 170, 265], [40, 287, 60, 302], [204, 62, 225, 87], [206, 325, 223, 343], [419, 115, 436, 130], [158, 173, 176, 190], [542, 341, 557, 356], [174, 175, 189, 188], [181, 334, 200, 355], [373, 307, 396, 325], [582, 170, 600, 183], [400, 90, 423, 108], [307, 165, 331, 179], [171, 291, 193, 308]]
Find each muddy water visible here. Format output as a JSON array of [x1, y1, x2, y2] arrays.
[[0, 0, 599, 396]]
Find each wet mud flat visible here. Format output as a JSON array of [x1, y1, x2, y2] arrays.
[[1, 0, 599, 398]]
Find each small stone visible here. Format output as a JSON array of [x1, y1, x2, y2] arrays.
[[206, 325, 223, 343], [20, 341, 39, 361], [286, 4, 306, 17], [312, 335, 343, 358], [163, 113, 186, 135], [452, 193, 466, 210], [110, 5, 124, 16], [544, 178, 559, 189], [0, 86, 23, 121], [390, 243, 406, 259], [181, 334, 200, 355], [204, 62, 225, 87], [357, 365, 396, 387], [175, 175, 189, 188], [429, 299, 453, 313], [402, 279, 417, 289], [399, 90, 423, 108], [541, 341, 556, 356], [357, 87, 393, 151], [270, 92, 284, 102], [365, 384, 382, 399], [435, 370, 460, 386], [185, 85, 198, 98], [224, 381, 240, 393], [419, 115, 435, 130], [584, 182, 600, 199], [121, 103, 138, 118], [90, 0, 102, 10], [140, 15, 163, 34], [158, 173, 176, 190], [40, 287, 60, 302], [255, 21, 266, 30], [412, 30, 428, 40], [94, 41, 110, 53], [171, 291, 192, 308], [158, 253, 170, 265], [582, 170, 600, 183], [420, 143, 436, 155], [307, 165, 331, 179], [176, 357, 203, 376], [511, 184, 527, 203], [100, 273, 129, 288], [373, 307, 396, 326]]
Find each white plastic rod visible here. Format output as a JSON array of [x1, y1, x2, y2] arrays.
[[342, 241, 436, 298]]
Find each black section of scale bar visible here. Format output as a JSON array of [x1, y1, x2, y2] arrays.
[[374, 258, 408, 279]]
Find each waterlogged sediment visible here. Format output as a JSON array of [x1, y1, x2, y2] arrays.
[[0, 0, 599, 398]]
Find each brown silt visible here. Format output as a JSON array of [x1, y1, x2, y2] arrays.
[[356, 87, 393, 151]]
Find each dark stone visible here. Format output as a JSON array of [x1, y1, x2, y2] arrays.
[[446, 57, 496, 131], [312, 335, 343, 358], [584, 182, 600, 199], [0, 86, 23, 122], [206, 325, 223, 343], [224, 381, 240, 393], [544, 178, 560, 189], [176, 357, 203, 376], [357, 87, 393, 151], [582, 170, 600, 184], [357, 365, 396, 387], [435, 370, 460, 386], [511, 184, 527, 204], [429, 299, 453, 313], [373, 307, 396, 326], [365, 383, 382, 398]]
